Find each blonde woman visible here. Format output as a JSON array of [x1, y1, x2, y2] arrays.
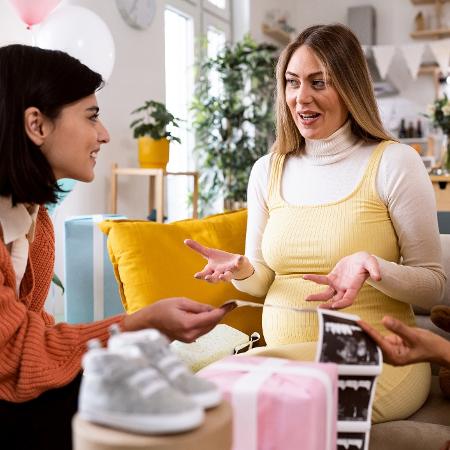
[[186, 24, 445, 422]]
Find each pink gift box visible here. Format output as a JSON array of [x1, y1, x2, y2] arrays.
[[199, 356, 338, 450]]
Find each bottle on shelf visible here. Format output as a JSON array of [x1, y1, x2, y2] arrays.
[[416, 120, 423, 138], [399, 119, 407, 138], [407, 121, 415, 139]]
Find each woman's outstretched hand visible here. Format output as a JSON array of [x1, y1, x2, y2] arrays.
[[358, 316, 450, 367], [184, 238, 254, 283], [304, 251, 381, 309]]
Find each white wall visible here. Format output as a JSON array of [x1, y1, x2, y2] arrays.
[[247, 0, 439, 125], [294, 0, 436, 108], [247, 0, 299, 44]]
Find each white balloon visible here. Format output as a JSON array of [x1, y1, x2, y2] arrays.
[[36, 5, 115, 81]]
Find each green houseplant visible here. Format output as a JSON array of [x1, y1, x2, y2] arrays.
[[426, 95, 450, 172], [191, 35, 277, 213], [130, 100, 181, 169]]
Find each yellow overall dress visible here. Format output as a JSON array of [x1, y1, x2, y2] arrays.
[[254, 141, 431, 423]]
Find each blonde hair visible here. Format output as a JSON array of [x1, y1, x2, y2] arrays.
[[272, 24, 394, 154]]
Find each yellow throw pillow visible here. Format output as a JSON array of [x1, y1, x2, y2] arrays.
[[99, 209, 264, 337]]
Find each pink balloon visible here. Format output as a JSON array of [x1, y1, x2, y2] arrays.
[[9, 0, 61, 27]]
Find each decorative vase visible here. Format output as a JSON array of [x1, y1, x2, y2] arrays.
[[138, 137, 169, 169]]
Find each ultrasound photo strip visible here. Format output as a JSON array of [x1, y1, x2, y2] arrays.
[[315, 309, 382, 445], [338, 378, 373, 391], [337, 375, 377, 430], [337, 431, 368, 450], [325, 322, 362, 335], [316, 309, 383, 376]]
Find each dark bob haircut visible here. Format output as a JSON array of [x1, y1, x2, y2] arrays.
[[0, 44, 103, 205]]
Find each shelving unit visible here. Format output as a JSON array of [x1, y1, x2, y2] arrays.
[[411, 0, 449, 5], [410, 0, 450, 37], [409, 0, 448, 97], [418, 64, 442, 97], [110, 164, 199, 222], [411, 28, 450, 38], [399, 137, 428, 144], [261, 23, 291, 45], [418, 64, 441, 75]]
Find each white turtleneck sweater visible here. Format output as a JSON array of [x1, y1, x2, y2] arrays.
[[233, 121, 446, 309]]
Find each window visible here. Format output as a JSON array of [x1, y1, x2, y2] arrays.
[[165, 0, 231, 217], [164, 6, 194, 221], [207, 25, 226, 58], [203, 0, 230, 21], [207, 0, 225, 9], [206, 25, 226, 97]]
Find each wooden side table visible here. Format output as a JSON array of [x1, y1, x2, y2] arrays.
[[110, 164, 199, 222], [73, 401, 232, 450]]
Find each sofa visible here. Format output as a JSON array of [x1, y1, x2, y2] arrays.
[[369, 234, 450, 449], [90, 209, 450, 449]]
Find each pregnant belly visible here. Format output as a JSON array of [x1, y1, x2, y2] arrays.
[[262, 275, 415, 347], [262, 276, 323, 346]]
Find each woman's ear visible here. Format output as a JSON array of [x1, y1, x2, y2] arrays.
[[24, 107, 51, 146]]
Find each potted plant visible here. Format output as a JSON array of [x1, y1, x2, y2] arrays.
[[130, 100, 181, 169], [426, 95, 450, 173], [191, 35, 277, 213]]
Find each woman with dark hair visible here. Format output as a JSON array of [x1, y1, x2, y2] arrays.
[[0, 44, 227, 449], [186, 24, 445, 423]]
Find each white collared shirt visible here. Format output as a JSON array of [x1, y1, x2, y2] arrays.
[[0, 196, 38, 296]]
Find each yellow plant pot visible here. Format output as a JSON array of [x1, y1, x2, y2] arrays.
[[138, 137, 170, 169]]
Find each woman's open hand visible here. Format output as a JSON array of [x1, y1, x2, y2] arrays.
[[184, 239, 254, 283], [304, 251, 381, 309]]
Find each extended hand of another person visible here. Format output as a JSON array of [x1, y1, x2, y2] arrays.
[[184, 238, 254, 283], [122, 297, 233, 343], [304, 251, 381, 309], [358, 316, 450, 367]]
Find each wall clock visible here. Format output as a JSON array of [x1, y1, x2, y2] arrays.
[[116, 0, 156, 30]]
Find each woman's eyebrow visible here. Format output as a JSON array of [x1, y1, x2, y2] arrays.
[[285, 71, 324, 78], [86, 106, 99, 113]]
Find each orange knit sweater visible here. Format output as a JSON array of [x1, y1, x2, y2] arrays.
[[0, 207, 124, 402]]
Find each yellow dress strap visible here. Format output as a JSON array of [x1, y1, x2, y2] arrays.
[[359, 140, 395, 198], [267, 152, 286, 209]]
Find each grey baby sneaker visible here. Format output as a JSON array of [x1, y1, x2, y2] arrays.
[[108, 327, 222, 409], [79, 340, 204, 434]]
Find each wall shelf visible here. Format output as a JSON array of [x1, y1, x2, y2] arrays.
[[410, 0, 450, 5], [399, 137, 428, 144], [417, 64, 442, 99], [418, 64, 441, 75], [261, 23, 291, 45], [411, 27, 450, 38]]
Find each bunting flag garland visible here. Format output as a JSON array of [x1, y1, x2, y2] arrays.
[[400, 43, 426, 79], [365, 41, 449, 80], [429, 39, 450, 74], [372, 45, 396, 79], [361, 45, 371, 58]]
